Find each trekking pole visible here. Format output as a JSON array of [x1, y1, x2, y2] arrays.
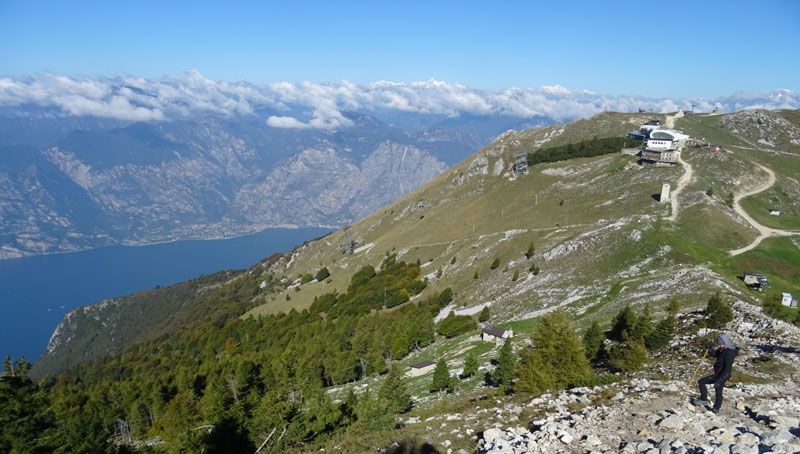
[[680, 347, 709, 403]]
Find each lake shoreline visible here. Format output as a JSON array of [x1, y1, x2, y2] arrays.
[[0, 226, 332, 362]]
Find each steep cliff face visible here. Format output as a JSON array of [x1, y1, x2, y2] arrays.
[[0, 116, 482, 258]]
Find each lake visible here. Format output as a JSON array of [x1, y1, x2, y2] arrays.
[[0, 227, 331, 363]]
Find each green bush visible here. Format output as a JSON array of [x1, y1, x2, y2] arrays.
[[762, 294, 794, 322], [437, 288, 454, 308], [315, 267, 330, 281], [490, 258, 500, 270], [348, 265, 376, 292], [301, 273, 314, 284], [512, 270, 519, 281]]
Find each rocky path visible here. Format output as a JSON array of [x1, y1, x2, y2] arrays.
[[666, 152, 693, 222], [728, 162, 799, 256]]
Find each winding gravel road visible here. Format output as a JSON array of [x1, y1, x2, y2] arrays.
[[728, 162, 799, 256]]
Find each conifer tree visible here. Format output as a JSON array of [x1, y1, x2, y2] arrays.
[[582, 320, 605, 361], [610, 306, 637, 341], [608, 339, 648, 372], [525, 242, 535, 259], [199, 381, 228, 424], [451, 256, 457, 264], [474, 271, 479, 279], [631, 305, 654, 342], [479, 306, 491, 322], [348, 389, 395, 438], [645, 315, 676, 350], [161, 391, 205, 454], [516, 311, 592, 394], [431, 360, 451, 392], [667, 296, 681, 316], [462, 352, 478, 378], [705, 292, 733, 328], [491, 339, 515, 391], [2, 356, 13, 377], [512, 270, 519, 281], [379, 365, 412, 414], [490, 258, 500, 270]]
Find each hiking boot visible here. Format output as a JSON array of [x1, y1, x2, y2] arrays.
[[692, 398, 709, 406], [711, 408, 720, 414]]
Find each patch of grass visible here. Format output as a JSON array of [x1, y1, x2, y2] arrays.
[[674, 115, 751, 149], [745, 354, 796, 381], [718, 237, 800, 292], [740, 193, 800, 231], [497, 318, 539, 336], [730, 369, 770, 385]]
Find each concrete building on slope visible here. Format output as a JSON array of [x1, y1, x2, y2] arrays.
[[641, 128, 689, 166]]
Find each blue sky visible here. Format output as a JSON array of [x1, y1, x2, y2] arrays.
[[1, 0, 798, 98]]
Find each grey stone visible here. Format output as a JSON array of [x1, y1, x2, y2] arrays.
[[637, 440, 654, 451], [483, 428, 503, 444], [736, 432, 759, 445], [770, 415, 800, 429], [730, 443, 758, 454], [760, 429, 794, 445], [658, 414, 684, 430]]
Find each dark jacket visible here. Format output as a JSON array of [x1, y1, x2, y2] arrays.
[[709, 346, 737, 382]]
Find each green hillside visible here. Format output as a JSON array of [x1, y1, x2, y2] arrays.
[[10, 109, 800, 454], [244, 110, 799, 327]]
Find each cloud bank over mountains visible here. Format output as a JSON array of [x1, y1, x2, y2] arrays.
[[1, 70, 798, 128]]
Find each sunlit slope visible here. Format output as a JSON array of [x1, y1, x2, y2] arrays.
[[244, 111, 799, 326]]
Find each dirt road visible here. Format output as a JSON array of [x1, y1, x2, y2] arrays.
[[666, 151, 693, 222], [728, 162, 799, 255]]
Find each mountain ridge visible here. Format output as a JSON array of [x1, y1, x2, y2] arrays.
[[34, 108, 800, 379]]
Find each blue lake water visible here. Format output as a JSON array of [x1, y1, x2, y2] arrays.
[[0, 227, 330, 363]]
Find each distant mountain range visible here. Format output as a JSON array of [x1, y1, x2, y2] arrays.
[[1, 72, 798, 259]]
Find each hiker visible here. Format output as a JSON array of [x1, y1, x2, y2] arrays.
[[693, 333, 737, 413]]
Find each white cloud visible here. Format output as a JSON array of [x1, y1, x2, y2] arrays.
[[266, 115, 308, 128], [0, 72, 798, 128]]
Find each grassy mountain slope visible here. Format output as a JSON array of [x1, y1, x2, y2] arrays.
[[244, 110, 799, 330]]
